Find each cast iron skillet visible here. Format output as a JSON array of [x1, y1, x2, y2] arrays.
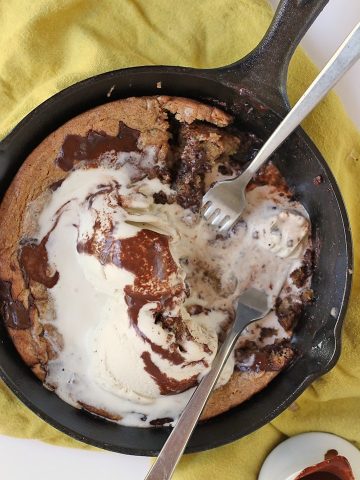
[[0, 0, 353, 455]]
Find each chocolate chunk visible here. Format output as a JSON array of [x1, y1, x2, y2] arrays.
[[236, 340, 293, 373], [149, 417, 173, 427], [218, 164, 233, 175], [259, 327, 278, 342], [275, 296, 302, 331], [55, 121, 140, 171], [290, 266, 309, 288], [230, 131, 263, 165], [19, 235, 59, 289], [153, 190, 168, 204], [0, 281, 32, 330], [234, 340, 258, 367], [186, 304, 209, 316], [252, 343, 293, 372]]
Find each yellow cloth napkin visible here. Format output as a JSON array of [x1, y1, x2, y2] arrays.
[[0, 0, 359, 477]]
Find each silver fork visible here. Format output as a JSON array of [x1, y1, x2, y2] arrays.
[[203, 21, 360, 233], [145, 288, 270, 480]]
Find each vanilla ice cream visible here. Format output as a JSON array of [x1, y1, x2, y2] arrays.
[[27, 147, 312, 427]]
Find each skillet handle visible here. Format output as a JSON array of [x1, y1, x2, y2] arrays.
[[220, 0, 329, 114]]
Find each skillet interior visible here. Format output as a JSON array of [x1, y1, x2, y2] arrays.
[[0, 0, 352, 455]]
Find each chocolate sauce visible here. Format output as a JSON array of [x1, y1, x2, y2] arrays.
[[55, 122, 140, 171], [120, 229, 178, 285], [20, 231, 59, 288], [0, 281, 31, 329], [141, 351, 198, 395], [295, 454, 355, 480], [252, 351, 278, 372], [78, 226, 198, 368], [298, 474, 340, 479], [325, 451, 339, 460], [153, 191, 169, 205], [78, 228, 180, 322], [121, 230, 192, 367], [77, 223, 211, 391], [85, 182, 122, 208]]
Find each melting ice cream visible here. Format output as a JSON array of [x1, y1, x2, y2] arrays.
[[28, 152, 310, 427]]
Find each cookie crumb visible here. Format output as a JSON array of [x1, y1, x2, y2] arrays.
[[156, 81, 162, 89], [313, 175, 323, 185]]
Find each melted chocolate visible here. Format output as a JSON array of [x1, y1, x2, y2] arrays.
[[236, 341, 292, 373], [56, 121, 140, 171], [153, 191, 169, 205], [78, 227, 195, 366], [149, 417, 173, 427], [0, 281, 31, 329], [298, 474, 340, 479], [85, 182, 122, 208], [50, 178, 65, 191], [20, 231, 59, 288], [118, 230, 190, 366], [78, 228, 180, 319], [230, 130, 263, 165], [295, 454, 355, 480], [141, 351, 198, 395]]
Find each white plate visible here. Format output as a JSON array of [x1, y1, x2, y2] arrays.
[[258, 432, 360, 480]]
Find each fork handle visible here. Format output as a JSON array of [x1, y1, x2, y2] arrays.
[[241, 21, 360, 181], [145, 330, 240, 480]]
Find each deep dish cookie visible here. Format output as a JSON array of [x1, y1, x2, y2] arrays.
[[0, 96, 313, 427]]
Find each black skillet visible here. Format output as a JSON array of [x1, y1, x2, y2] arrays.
[[0, 0, 353, 455]]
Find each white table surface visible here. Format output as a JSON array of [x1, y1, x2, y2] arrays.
[[1, 2, 359, 479]]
